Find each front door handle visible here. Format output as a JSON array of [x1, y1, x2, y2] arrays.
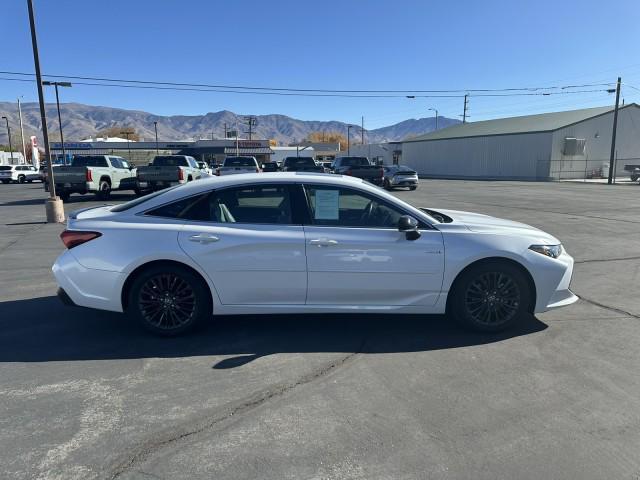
[[189, 234, 220, 244], [309, 238, 338, 247]]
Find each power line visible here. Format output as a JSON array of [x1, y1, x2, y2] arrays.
[[0, 76, 614, 99], [0, 70, 614, 95]]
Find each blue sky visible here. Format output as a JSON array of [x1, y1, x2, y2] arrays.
[[2, 0, 640, 128]]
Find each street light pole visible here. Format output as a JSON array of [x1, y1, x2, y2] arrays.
[[120, 131, 133, 162], [347, 125, 353, 155], [26, 0, 64, 224], [428, 107, 438, 130], [153, 121, 159, 154], [17, 97, 26, 163], [2, 117, 14, 163], [43, 81, 71, 163]]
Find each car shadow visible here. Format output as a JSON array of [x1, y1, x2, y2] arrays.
[[0, 192, 136, 207], [0, 296, 548, 367]]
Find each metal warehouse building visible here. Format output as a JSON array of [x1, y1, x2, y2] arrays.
[[402, 104, 640, 180]]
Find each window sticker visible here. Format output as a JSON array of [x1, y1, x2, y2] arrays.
[[314, 189, 340, 220]]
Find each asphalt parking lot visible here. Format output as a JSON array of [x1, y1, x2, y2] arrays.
[[1, 180, 640, 480]]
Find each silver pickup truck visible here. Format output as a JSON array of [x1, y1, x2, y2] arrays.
[[215, 156, 261, 176], [53, 155, 139, 201], [137, 155, 202, 191]]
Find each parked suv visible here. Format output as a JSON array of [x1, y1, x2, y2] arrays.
[[0, 165, 42, 184]]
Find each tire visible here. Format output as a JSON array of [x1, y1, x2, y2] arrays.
[[27, 179, 33, 183], [187, 175, 193, 182], [133, 187, 142, 197], [631, 174, 639, 182], [18, 175, 25, 184], [1, 180, 9, 184], [59, 191, 70, 202], [448, 261, 531, 332], [127, 265, 212, 336], [383, 179, 392, 191], [96, 180, 111, 200], [409, 186, 417, 191]]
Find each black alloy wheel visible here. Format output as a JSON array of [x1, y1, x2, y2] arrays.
[[129, 265, 211, 336], [450, 262, 530, 332]]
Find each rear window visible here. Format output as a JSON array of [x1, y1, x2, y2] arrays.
[[153, 156, 188, 167], [110, 185, 181, 212], [72, 156, 108, 167], [0, 166, 13, 171], [285, 157, 315, 166], [224, 157, 256, 167], [338, 157, 369, 167]]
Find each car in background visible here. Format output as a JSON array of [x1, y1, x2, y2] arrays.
[[332, 156, 384, 185], [53, 172, 577, 336], [215, 156, 261, 175], [281, 156, 324, 172], [382, 165, 419, 190], [137, 155, 202, 192], [0, 165, 42, 184], [53, 155, 139, 201], [261, 161, 280, 172], [197, 161, 213, 176]]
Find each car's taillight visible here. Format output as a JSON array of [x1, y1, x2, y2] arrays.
[[178, 168, 184, 181], [60, 230, 102, 249], [86, 169, 93, 182]]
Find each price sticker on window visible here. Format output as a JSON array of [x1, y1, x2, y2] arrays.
[[314, 190, 339, 220]]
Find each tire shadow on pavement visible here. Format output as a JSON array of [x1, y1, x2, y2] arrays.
[[0, 295, 547, 366]]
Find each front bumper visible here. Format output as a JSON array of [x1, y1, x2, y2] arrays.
[[529, 249, 579, 313], [52, 250, 125, 312]]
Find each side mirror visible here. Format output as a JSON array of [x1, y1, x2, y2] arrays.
[[398, 215, 421, 240]]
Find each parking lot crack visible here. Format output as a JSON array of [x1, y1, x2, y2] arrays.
[[575, 255, 640, 264], [107, 344, 365, 480], [578, 296, 640, 320]]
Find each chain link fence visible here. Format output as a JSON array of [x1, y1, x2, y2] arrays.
[[544, 157, 640, 183]]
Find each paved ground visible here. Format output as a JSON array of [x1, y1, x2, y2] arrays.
[[1, 180, 639, 480]]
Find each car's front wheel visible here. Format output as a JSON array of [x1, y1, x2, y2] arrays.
[[128, 265, 211, 336], [449, 261, 531, 332]]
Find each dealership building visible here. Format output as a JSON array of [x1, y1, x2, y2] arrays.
[[50, 139, 274, 166], [401, 104, 640, 180]]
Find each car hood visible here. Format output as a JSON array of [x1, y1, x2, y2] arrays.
[[433, 208, 560, 243]]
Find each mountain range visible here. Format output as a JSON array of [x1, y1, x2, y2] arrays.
[[0, 102, 459, 146]]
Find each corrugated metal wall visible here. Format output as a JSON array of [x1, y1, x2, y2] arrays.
[[401, 132, 553, 180], [551, 105, 640, 179]]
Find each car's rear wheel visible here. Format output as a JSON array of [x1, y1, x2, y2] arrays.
[[96, 180, 111, 200], [18, 175, 25, 184], [128, 265, 211, 336], [59, 191, 70, 201], [383, 179, 393, 190], [449, 261, 531, 332], [409, 186, 417, 191]]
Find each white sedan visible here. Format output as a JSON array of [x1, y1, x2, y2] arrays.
[[53, 173, 577, 336]]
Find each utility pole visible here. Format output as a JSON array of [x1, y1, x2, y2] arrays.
[[27, 0, 64, 222], [361, 116, 364, 144], [244, 116, 257, 140], [17, 97, 26, 163], [462, 94, 469, 123], [347, 125, 353, 155], [153, 121, 159, 154], [224, 122, 227, 138], [607, 77, 622, 185]]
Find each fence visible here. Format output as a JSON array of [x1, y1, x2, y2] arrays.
[[544, 157, 640, 183]]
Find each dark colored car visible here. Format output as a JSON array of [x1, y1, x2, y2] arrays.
[[261, 161, 280, 172]]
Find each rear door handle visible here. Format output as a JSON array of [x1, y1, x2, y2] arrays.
[[309, 238, 338, 247], [189, 234, 220, 244]]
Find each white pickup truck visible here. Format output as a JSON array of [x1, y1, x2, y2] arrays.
[[53, 155, 139, 201], [137, 155, 202, 192], [215, 156, 261, 176]]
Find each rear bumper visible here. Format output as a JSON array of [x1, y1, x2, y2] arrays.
[[52, 250, 125, 312]]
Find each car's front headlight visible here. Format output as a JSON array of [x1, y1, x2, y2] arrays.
[[529, 244, 563, 259]]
